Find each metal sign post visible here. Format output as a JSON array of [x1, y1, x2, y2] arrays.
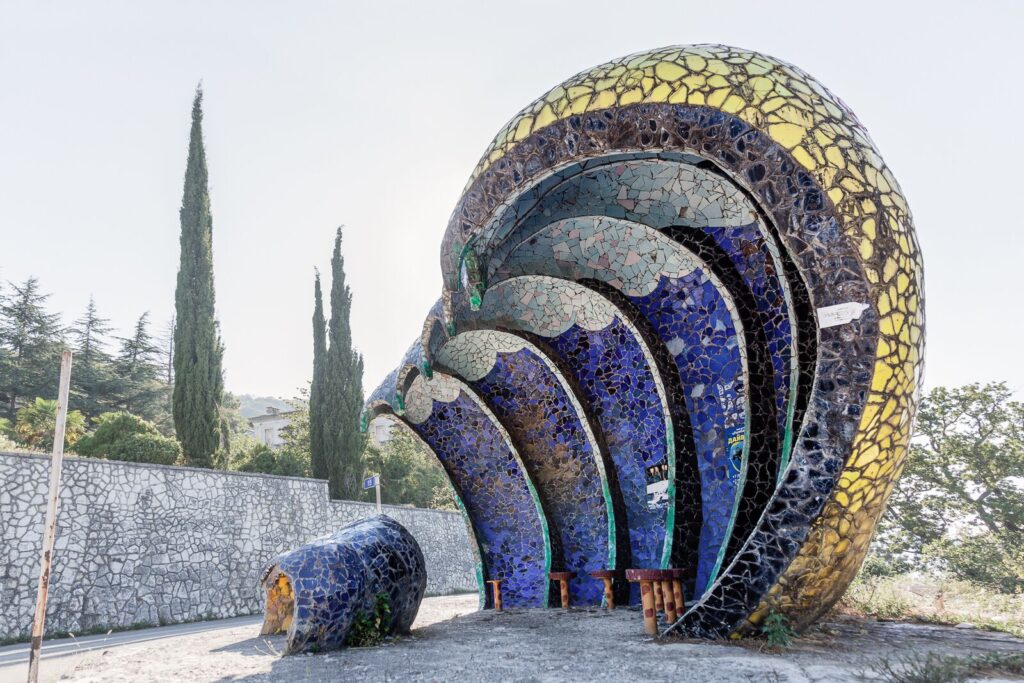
[[363, 473, 382, 514], [27, 350, 73, 683]]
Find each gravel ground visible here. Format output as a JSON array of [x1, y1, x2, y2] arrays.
[[63, 595, 1024, 682]]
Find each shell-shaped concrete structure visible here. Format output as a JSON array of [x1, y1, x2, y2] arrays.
[[364, 44, 923, 637]]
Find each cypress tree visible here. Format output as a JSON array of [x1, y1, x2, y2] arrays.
[[322, 228, 365, 498], [172, 86, 223, 467], [309, 269, 328, 480]]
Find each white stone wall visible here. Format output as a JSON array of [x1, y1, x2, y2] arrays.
[[0, 451, 477, 640]]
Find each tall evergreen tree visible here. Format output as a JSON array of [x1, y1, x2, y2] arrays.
[[70, 295, 116, 417], [309, 269, 329, 480], [0, 277, 63, 420], [322, 228, 365, 498], [114, 312, 168, 425], [172, 86, 223, 467]]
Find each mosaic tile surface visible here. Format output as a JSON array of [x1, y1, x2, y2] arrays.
[[399, 373, 550, 608], [364, 44, 923, 637], [493, 216, 754, 591], [465, 277, 673, 603], [260, 515, 426, 654], [438, 331, 615, 606]]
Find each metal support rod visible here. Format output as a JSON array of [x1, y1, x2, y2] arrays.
[[27, 350, 73, 683], [375, 475, 382, 514]]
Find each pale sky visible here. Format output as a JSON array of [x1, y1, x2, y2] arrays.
[[1, 1, 1021, 399]]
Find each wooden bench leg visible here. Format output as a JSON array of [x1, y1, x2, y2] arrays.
[[639, 581, 657, 635], [601, 577, 614, 609], [559, 579, 570, 608], [661, 578, 677, 623], [672, 578, 684, 613]]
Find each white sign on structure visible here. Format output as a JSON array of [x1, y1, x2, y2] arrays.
[[817, 302, 870, 329]]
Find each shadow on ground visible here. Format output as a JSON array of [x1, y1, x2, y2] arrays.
[[65, 595, 1024, 683]]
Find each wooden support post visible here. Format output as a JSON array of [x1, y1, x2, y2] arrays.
[[625, 569, 661, 636], [487, 579, 503, 611], [590, 570, 616, 609], [669, 568, 687, 613], [653, 580, 664, 612], [549, 571, 576, 609], [661, 578, 677, 623], [27, 350, 73, 683], [639, 581, 656, 634]]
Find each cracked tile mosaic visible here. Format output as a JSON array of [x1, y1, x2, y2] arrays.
[[438, 331, 615, 606], [466, 277, 674, 604], [494, 216, 753, 592], [364, 44, 922, 638], [398, 372, 550, 609], [260, 515, 426, 654]]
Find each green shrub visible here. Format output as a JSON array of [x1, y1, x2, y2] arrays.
[[107, 432, 180, 465], [76, 412, 181, 465], [345, 592, 392, 647], [237, 443, 277, 473], [762, 611, 794, 648], [235, 442, 308, 477]]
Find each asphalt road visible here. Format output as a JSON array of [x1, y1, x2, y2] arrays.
[[0, 615, 263, 683]]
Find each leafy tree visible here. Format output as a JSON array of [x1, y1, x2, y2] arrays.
[[872, 383, 1024, 592], [277, 393, 312, 477], [227, 392, 311, 478], [429, 480, 458, 511], [69, 296, 117, 418], [75, 411, 180, 465], [213, 392, 257, 469], [172, 86, 224, 467], [321, 228, 365, 499], [0, 278, 63, 420], [361, 426, 448, 508], [14, 397, 85, 451], [309, 269, 328, 480]]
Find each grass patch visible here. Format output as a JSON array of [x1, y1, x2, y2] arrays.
[[840, 574, 1024, 638], [875, 651, 1024, 683]]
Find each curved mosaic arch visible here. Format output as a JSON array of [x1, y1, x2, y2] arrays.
[[460, 276, 677, 603], [366, 367, 551, 609], [436, 330, 618, 606], [364, 44, 923, 636]]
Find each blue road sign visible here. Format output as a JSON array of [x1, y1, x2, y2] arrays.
[[363, 475, 378, 490]]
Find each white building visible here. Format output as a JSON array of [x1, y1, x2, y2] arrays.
[[368, 416, 394, 446], [248, 407, 296, 448]]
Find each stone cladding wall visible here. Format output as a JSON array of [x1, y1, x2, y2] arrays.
[[0, 451, 476, 639]]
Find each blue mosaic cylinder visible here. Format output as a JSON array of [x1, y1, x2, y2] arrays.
[[260, 515, 426, 654]]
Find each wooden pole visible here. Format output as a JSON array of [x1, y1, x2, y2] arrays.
[[27, 350, 73, 683]]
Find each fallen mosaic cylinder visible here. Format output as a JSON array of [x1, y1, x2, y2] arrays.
[[259, 515, 426, 654], [364, 44, 924, 637]]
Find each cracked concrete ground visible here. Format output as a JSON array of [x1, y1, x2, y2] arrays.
[[61, 595, 1024, 682]]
